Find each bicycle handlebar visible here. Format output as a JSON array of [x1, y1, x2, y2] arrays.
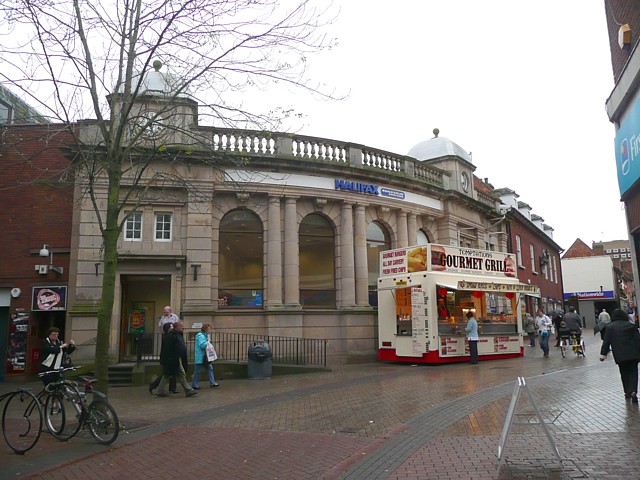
[[37, 365, 83, 377]]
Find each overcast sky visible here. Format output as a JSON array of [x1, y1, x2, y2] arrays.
[[276, 0, 625, 251]]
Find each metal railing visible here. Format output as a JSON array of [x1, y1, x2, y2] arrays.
[[128, 332, 328, 367]]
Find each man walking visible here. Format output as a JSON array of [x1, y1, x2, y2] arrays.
[[158, 305, 179, 327], [153, 320, 198, 398], [535, 309, 552, 357]]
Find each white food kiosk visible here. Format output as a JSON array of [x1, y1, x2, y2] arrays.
[[377, 244, 540, 364]]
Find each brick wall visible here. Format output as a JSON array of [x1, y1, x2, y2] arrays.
[[0, 124, 74, 313], [604, 0, 640, 82]]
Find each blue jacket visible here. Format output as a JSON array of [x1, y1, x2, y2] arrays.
[[194, 332, 209, 365]]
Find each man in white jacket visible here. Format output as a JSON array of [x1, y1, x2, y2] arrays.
[[535, 309, 552, 357]]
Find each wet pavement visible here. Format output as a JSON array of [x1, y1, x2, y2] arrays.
[[1, 334, 639, 479]]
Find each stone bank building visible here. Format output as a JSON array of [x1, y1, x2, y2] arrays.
[[2, 68, 562, 371]]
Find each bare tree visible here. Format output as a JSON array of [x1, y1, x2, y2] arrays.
[[0, 0, 336, 390]]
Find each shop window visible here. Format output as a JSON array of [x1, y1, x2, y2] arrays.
[[218, 209, 264, 308], [436, 286, 517, 335], [154, 212, 172, 241], [367, 221, 391, 306], [299, 214, 335, 308], [516, 235, 523, 267], [124, 212, 143, 241]]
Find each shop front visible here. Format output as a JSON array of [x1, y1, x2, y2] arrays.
[[377, 244, 540, 364]]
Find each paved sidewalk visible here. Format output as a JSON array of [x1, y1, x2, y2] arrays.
[[1, 334, 638, 479]]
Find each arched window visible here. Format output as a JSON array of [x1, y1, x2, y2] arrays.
[[218, 209, 263, 308], [299, 214, 335, 308], [416, 229, 430, 246], [367, 221, 391, 306]]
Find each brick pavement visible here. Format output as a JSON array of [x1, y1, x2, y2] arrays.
[[1, 334, 638, 479]]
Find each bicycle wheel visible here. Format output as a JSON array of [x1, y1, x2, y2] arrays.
[[44, 391, 66, 439], [86, 399, 119, 445], [2, 390, 42, 455], [45, 385, 83, 441]]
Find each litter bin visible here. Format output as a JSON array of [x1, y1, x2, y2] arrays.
[[247, 341, 272, 379]]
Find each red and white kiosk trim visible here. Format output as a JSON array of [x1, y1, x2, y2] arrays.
[[377, 244, 540, 364]]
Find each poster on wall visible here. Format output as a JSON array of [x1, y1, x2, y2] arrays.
[[128, 309, 146, 334], [31, 286, 67, 311], [7, 313, 29, 372]]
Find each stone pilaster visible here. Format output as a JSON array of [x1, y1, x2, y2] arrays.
[[340, 202, 356, 308], [266, 195, 283, 308], [284, 197, 300, 308], [354, 204, 369, 306]]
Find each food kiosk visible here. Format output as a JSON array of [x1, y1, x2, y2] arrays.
[[377, 244, 540, 364]]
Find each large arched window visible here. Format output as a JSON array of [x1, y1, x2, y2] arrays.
[[299, 214, 335, 308], [367, 221, 391, 306], [417, 229, 430, 246], [218, 209, 263, 308]]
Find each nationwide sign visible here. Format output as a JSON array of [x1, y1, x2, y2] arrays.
[[335, 180, 405, 199], [563, 290, 615, 300]]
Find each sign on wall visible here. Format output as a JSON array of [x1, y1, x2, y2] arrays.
[[615, 95, 640, 195], [31, 286, 67, 311]]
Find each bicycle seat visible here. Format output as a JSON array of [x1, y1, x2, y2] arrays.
[[78, 376, 98, 385]]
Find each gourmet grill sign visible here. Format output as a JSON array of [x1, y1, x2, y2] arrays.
[[430, 245, 516, 278], [335, 180, 405, 199]]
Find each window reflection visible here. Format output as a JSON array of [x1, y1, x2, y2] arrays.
[[367, 221, 391, 306], [219, 209, 264, 308], [300, 214, 335, 307]]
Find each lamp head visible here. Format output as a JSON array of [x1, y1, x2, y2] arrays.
[[39, 245, 50, 257]]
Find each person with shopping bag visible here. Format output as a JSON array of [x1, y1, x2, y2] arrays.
[[192, 323, 219, 389]]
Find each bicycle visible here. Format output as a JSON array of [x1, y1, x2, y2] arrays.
[[1, 388, 42, 455], [38, 366, 120, 445], [559, 332, 585, 358]]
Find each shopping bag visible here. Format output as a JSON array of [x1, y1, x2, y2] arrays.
[[206, 343, 218, 362]]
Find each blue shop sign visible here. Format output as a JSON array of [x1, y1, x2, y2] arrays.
[[563, 290, 615, 301], [615, 96, 640, 195], [335, 179, 405, 199]]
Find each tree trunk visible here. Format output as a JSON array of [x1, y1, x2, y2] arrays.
[[94, 162, 123, 394]]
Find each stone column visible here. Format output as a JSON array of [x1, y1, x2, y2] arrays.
[[284, 197, 300, 307], [397, 210, 408, 248], [408, 212, 418, 246], [340, 202, 356, 308], [266, 195, 283, 308], [354, 204, 369, 306]]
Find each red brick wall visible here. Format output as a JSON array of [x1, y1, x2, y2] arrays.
[[604, 0, 640, 82], [0, 124, 74, 313], [507, 217, 564, 305]]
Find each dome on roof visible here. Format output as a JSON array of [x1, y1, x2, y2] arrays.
[[138, 61, 191, 98], [407, 129, 472, 163]]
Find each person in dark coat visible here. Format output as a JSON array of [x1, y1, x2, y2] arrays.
[[148, 322, 177, 393], [600, 308, 640, 403], [552, 310, 564, 347], [152, 320, 197, 397]]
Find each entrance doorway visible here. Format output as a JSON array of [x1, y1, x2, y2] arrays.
[[119, 275, 171, 362]]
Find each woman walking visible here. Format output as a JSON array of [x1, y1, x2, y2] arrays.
[[600, 308, 640, 403], [192, 323, 219, 389]]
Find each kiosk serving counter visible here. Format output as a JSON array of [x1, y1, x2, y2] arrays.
[[377, 244, 540, 364]]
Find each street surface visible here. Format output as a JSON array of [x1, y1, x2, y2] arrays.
[[1, 334, 638, 479]]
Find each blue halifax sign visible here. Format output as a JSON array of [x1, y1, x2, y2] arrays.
[[335, 179, 405, 199], [615, 95, 640, 196]]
